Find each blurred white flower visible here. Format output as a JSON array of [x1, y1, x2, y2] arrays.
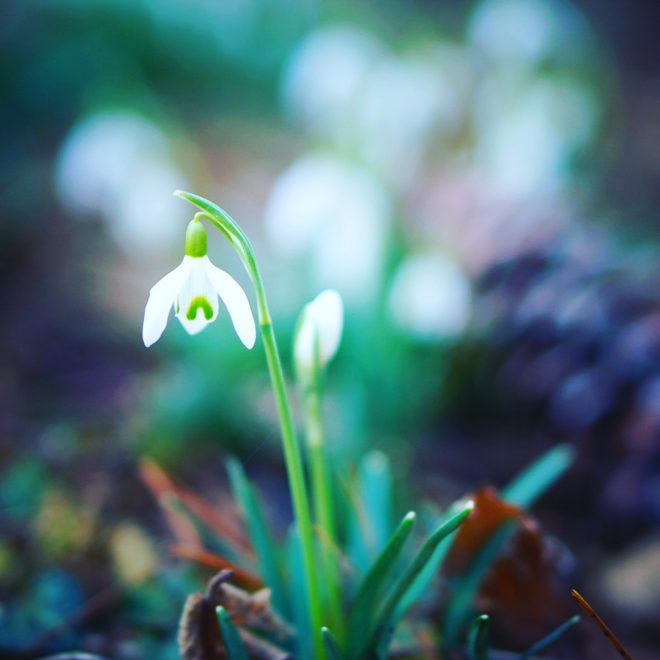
[[473, 76, 596, 197], [388, 253, 472, 340], [282, 26, 387, 145], [354, 53, 451, 186], [294, 289, 344, 376], [264, 154, 392, 305], [56, 111, 189, 255], [142, 220, 255, 348], [468, 0, 585, 68], [284, 26, 469, 186]]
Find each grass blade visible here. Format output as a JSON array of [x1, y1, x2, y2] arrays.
[[503, 444, 574, 509], [366, 503, 474, 656], [468, 614, 490, 660], [345, 511, 416, 657], [216, 606, 249, 660], [321, 626, 343, 660], [519, 615, 580, 659], [395, 502, 471, 620], [226, 458, 285, 613]]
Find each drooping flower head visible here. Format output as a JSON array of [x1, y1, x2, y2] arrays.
[[142, 218, 256, 348]]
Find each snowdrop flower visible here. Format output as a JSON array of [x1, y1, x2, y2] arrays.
[[294, 290, 344, 379], [142, 218, 256, 348]]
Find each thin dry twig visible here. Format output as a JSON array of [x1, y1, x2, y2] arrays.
[[571, 588, 632, 660]]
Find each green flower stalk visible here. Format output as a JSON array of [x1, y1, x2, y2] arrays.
[[294, 290, 345, 642], [143, 191, 324, 658]]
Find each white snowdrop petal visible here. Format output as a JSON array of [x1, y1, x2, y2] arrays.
[[174, 258, 219, 337], [176, 311, 213, 335], [294, 313, 316, 371], [142, 258, 192, 347], [203, 257, 256, 349]]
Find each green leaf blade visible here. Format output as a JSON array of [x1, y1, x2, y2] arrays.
[[367, 502, 474, 656], [321, 626, 343, 660], [216, 606, 249, 660], [226, 458, 285, 614], [519, 615, 581, 659], [468, 614, 490, 660], [503, 444, 574, 509], [345, 511, 416, 657]]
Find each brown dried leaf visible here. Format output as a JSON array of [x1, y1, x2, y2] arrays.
[[208, 572, 294, 643], [178, 592, 224, 660], [179, 571, 294, 660], [443, 487, 520, 576], [140, 458, 252, 554], [444, 487, 574, 646], [170, 543, 262, 590]]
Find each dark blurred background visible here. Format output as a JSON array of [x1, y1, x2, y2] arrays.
[[0, 1, 658, 658]]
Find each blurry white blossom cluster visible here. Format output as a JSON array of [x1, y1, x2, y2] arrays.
[[53, 0, 602, 344], [264, 0, 600, 340], [56, 111, 190, 257]]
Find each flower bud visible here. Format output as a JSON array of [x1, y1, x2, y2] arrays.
[[294, 290, 344, 381]]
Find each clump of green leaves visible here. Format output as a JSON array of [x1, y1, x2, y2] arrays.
[[171, 443, 576, 659]]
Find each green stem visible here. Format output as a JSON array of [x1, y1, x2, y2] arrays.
[[304, 377, 344, 644], [181, 195, 324, 658], [260, 319, 324, 657]]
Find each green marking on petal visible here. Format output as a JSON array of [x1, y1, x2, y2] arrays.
[[186, 296, 214, 320]]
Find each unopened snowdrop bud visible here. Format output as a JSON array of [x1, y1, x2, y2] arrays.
[[142, 218, 256, 349], [294, 290, 344, 382]]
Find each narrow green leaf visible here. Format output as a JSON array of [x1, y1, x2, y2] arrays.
[[395, 502, 470, 620], [286, 525, 312, 659], [216, 606, 248, 660], [443, 521, 518, 644], [503, 444, 574, 509], [468, 614, 490, 660], [519, 615, 581, 659], [349, 450, 392, 572], [367, 503, 474, 656], [321, 626, 343, 660], [226, 458, 285, 613], [345, 511, 416, 657]]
